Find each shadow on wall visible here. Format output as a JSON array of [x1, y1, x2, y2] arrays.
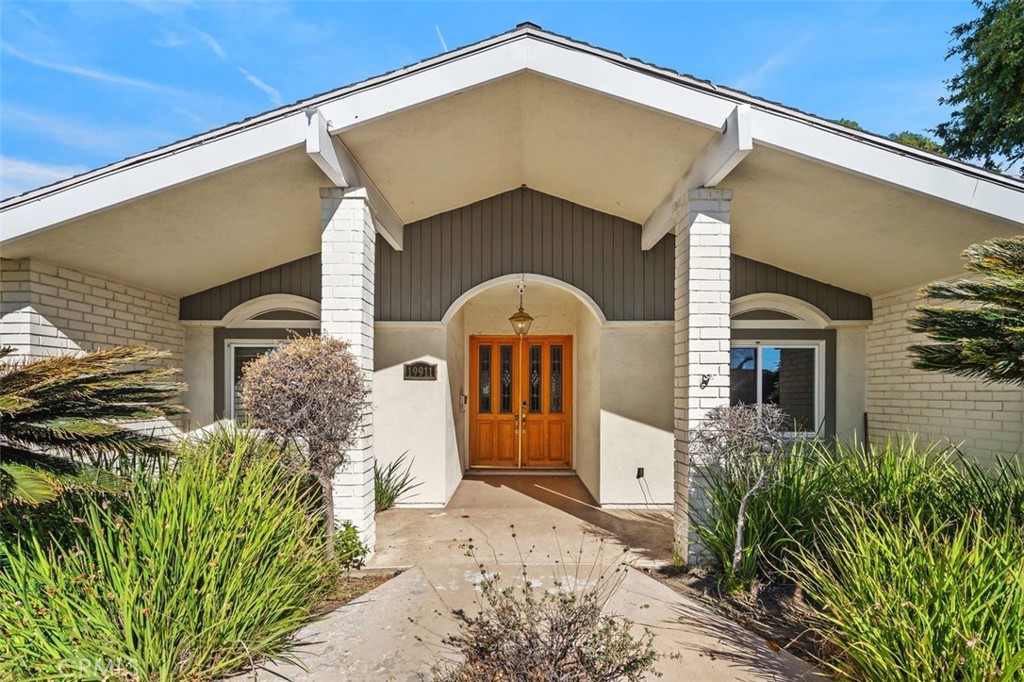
[[469, 475, 673, 564]]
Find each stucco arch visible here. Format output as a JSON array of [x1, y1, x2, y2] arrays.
[[730, 293, 832, 329], [220, 294, 321, 327], [440, 273, 608, 326]]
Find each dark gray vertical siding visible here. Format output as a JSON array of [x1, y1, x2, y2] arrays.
[[179, 254, 320, 320], [375, 188, 675, 321], [731, 255, 872, 321], [179, 188, 872, 323], [375, 188, 870, 322]]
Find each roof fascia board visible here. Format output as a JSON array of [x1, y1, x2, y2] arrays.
[[306, 109, 403, 250], [319, 37, 732, 135], [1, 114, 305, 243], [642, 104, 753, 250], [750, 110, 1024, 224]]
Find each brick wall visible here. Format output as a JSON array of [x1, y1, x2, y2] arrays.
[[867, 283, 1024, 465], [320, 189, 377, 549], [673, 188, 733, 564], [0, 258, 183, 366]]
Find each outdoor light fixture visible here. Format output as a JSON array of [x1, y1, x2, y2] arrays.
[[508, 281, 534, 336]]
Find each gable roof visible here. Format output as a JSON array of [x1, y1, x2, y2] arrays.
[[2, 24, 1024, 301]]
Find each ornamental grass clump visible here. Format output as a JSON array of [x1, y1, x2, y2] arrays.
[[793, 509, 1024, 681], [0, 428, 334, 682]]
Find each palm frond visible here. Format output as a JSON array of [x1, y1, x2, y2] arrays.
[[0, 345, 183, 506], [910, 235, 1024, 387], [0, 447, 128, 507]]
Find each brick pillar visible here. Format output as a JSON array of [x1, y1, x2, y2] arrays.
[[673, 188, 732, 564], [321, 188, 376, 550]]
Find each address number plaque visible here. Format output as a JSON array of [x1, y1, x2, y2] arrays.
[[403, 361, 438, 381]]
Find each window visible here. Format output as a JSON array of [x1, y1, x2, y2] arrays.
[[225, 341, 282, 420], [730, 342, 822, 434]]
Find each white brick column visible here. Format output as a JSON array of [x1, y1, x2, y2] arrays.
[[673, 188, 732, 564], [321, 188, 376, 550]]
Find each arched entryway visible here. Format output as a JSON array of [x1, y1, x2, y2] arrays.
[[441, 275, 605, 476]]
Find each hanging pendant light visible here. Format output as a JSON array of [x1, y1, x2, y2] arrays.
[[509, 281, 533, 336]]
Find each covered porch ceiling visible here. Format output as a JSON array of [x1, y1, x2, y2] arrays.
[[2, 71, 1020, 300]]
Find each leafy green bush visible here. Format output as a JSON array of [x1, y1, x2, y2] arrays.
[[333, 521, 369, 571], [0, 428, 333, 681], [794, 510, 1024, 681], [374, 451, 423, 512]]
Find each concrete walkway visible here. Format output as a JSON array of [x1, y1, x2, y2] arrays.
[[234, 475, 819, 681]]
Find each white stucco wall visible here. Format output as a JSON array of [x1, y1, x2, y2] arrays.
[[182, 326, 215, 428], [445, 309, 467, 501], [374, 324, 452, 506], [599, 324, 675, 506], [835, 325, 868, 442], [575, 304, 602, 501], [867, 283, 1024, 465]]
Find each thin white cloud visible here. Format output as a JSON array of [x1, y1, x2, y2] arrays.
[[238, 67, 283, 106], [173, 106, 210, 128], [1, 43, 188, 96], [733, 35, 814, 93], [197, 31, 228, 60], [3, 105, 169, 157], [155, 31, 185, 48], [1, 157, 87, 199]]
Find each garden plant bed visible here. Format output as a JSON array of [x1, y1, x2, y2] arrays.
[[314, 569, 403, 616], [647, 565, 829, 668]]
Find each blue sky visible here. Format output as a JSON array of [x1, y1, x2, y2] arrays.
[[0, 1, 978, 199]]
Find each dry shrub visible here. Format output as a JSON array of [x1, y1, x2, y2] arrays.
[[240, 334, 368, 536]]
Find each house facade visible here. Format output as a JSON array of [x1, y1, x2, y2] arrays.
[[2, 25, 1022, 558]]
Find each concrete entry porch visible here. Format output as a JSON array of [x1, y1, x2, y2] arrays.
[[300, 474, 815, 681], [372, 474, 674, 568]]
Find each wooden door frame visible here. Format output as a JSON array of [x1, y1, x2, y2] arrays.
[[467, 334, 574, 470]]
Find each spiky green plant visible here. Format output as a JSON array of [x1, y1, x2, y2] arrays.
[[0, 428, 335, 681], [374, 451, 423, 512], [794, 509, 1024, 681], [909, 236, 1024, 387], [0, 345, 184, 507]]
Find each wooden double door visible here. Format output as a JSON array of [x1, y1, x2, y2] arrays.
[[469, 335, 572, 468]]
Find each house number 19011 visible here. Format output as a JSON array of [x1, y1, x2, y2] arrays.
[[403, 362, 438, 381]]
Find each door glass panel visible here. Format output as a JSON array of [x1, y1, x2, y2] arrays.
[[550, 344, 563, 413], [478, 345, 492, 413], [762, 347, 816, 432], [232, 345, 277, 420], [730, 347, 757, 406], [529, 345, 542, 412], [499, 344, 513, 413]]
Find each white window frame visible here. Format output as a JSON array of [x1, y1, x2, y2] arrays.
[[729, 339, 826, 437], [224, 339, 286, 420]]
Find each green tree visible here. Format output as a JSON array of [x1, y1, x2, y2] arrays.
[[888, 131, 945, 155], [936, 0, 1024, 175], [0, 346, 184, 506], [908, 236, 1024, 386], [832, 118, 864, 130]]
